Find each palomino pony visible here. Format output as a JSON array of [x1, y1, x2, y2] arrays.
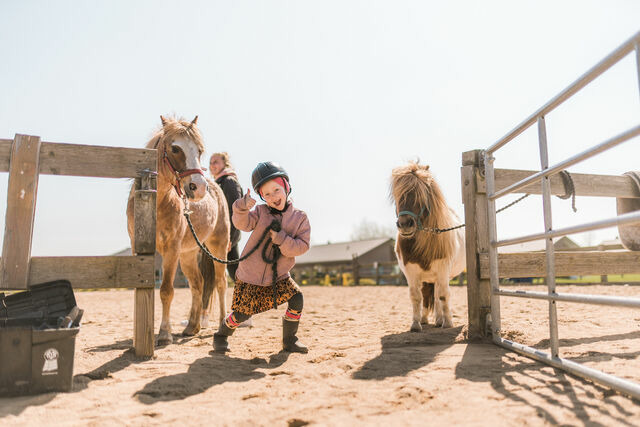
[[391, 162, 465, 332], [127, 115, 230, 345]]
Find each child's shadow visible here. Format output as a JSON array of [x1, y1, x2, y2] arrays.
[[134, 351, 290, 403]]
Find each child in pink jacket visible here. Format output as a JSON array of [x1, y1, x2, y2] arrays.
[[213, 162, 311, 353]]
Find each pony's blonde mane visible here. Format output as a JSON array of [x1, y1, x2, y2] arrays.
[[391, 161, 456, 268]]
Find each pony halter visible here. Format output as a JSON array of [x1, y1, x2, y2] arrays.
[[163, 149, 206, 198], [396, 206, 428, 237]]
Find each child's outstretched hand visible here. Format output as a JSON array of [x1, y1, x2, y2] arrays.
[[243, 188, 256, 209]]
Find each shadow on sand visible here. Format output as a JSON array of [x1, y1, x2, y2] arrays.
[[454, 337, 639, 425], [134, 351, 291, 403], [352, 325, 464, 380]]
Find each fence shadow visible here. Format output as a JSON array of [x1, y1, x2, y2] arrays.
[[352, 326, 464, 380], [455, 342, 637, 425], [134, 351, 291, 403]]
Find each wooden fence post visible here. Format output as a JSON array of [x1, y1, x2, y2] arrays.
[[462, 150, 492, 339], [374, 262, 380, 285], [352, 256, 360, 285], [133, 170, 156, 357], [1, 134, 41, 290]]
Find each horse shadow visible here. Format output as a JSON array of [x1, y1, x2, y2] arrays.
[[352, 325, 464, 380], [134, 351, 291, 404], [454, 331, 640, 425]]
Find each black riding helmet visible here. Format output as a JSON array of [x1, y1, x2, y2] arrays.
[[251, 161, 291, 200]]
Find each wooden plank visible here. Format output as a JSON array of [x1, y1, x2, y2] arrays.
[[479, 251, 640, 278], [0, 255, 158, 289], [134, 287, 154, 357], [38, 142, 157, 178], [1, 139, 156, 178], [476, 168, 639, 198], [1, 135, 41, 290]]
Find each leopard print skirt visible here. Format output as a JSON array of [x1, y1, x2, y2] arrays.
[[231, 277, 301, 315]]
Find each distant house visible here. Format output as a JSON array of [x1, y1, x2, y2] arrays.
[[111, 248, 188, 287], [499, 235, 580, 253], [501, 236, 580, 283], [291, 238, 397, 283]]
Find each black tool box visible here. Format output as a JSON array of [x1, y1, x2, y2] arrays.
[[0, 280, 82, 396]]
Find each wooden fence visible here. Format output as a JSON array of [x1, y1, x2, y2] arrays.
[[462, 149, 640, 338], [0, 134, 157, 357]]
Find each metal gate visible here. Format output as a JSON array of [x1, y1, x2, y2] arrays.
[[465, 30, 640, 399]]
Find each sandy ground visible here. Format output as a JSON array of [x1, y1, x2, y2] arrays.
[[1, 284, 640, 426]]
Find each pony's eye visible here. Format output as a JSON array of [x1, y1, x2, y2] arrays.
[[171, 146, 180, 154]]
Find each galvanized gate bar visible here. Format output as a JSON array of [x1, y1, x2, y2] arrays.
[[496, 289, 640, 308], [490, 124, 640, 201], [494, 210, 640, 248], [537, 116, 560, 358], [495, 338, 640, 400], [483, 152, 502, 338], [486, 30, 640, 154]]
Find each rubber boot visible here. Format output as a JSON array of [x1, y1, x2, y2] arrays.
[[213, 321, 235, 353], [282, 318, 308, 353]]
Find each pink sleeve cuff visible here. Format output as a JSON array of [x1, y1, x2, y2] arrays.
[[272, 230, 287, 245]]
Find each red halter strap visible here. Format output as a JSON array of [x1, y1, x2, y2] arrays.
[[163, 150, 205, 197]]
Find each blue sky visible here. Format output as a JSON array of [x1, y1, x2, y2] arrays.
[[1, 1, 639, 256]]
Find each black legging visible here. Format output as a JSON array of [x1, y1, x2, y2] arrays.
[[232, 292, 304, 323]]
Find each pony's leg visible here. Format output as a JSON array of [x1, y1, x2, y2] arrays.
[[434, 297, 444, 327], [420, 282, 434, 324], [179, 249, 204, 336], [158, 250, 180, 346], [214, 254, 228, 325], [434, 274, 453, 328], [408, 278, 423, 332]]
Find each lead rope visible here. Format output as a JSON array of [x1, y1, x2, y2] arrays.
[[557, 170, 577, 212], [261, 220, 282, 309], [182, 197, 283, 310], [423, 193, 531, 234], [182, 197, 272, 265]]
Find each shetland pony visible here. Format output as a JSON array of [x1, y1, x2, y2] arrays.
[[127, 116, 230, 345], [390, 162, 465, 332]]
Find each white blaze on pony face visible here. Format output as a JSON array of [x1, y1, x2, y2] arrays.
[[260, 179, 287, 210], [172, 138, 207, 201]]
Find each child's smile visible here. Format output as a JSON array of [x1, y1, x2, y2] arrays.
[[260, 179, 287, 210]]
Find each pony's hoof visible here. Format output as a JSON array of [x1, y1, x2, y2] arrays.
[[441, 319, 453, 329], [157, 331, 173, 346], [182, 325, 200, 336], [410, 321, 422, 332], [200, 317, 210, 328]]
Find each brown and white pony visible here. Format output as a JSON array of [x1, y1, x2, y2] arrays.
[[391, 162, 465, 332], [127, 115, 230, 346]]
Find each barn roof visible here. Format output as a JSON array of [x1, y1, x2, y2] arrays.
[[296, 238, 393, 265]]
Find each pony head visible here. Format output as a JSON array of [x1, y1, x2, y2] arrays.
[[151, 115, 208, 201], [390, 162, 437, 238], [390, 161, 456, 266]]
